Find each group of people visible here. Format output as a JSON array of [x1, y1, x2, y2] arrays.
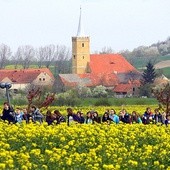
[[0, 102, 170, 126], [66, 107, 170, 126], [0, 102, 44, 124]]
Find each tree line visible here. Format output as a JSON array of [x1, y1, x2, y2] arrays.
[[0, 44, 71, 74], [99, 36, 170, 67], [1, 36, 170, 72]]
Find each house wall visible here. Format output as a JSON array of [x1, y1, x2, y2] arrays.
[[72, 37, 90, 74], [32, 72, 54, 86], [12, 83, 28, 90], [115, 86, 140, 98], [9, 73, 54, 91], [1, 77, 12, 83]]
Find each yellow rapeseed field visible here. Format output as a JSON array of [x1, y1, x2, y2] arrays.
[[0, 120, 169, 170], [39, 105, 158, 116]]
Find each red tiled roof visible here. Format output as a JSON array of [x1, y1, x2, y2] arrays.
[[89, 54, 137, 74], [113, 82, 140, 93], [113, 84, 133, 93], [59, 73, 119, 88], [0, 68, 54, 83], [59, 53, 141, 88], [79, 73, 119, 87]]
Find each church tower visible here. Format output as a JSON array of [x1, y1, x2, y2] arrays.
[[72, 8, 90, 74]]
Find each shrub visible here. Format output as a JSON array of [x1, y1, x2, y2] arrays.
[[56, 90, 81, 106], [114, 98, 127, 106], [76, 85, 92, 98], [94, 98, 111, 106], [12, 97, 28, 106], [92, 85, 108, 98]]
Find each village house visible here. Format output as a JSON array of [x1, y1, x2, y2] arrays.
[[56, 8, 141, 96], [0, 68, 54, 92]]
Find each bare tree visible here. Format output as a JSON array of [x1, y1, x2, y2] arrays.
[[12, 47, 23, 69], [100, 46, 114, 54], [18, 45, 35, 69], [54, 45, 71, 74], [0, 44, 11, 69], [36, 46, 46, 68], [153, 82, 170, 114], [44, 45, 55, 68]]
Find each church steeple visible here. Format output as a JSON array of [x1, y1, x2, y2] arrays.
[[76, 7, 85, 37], [72, 7, 90, 74]]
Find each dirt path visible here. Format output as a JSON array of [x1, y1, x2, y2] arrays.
[[154, 60, 170, 69]]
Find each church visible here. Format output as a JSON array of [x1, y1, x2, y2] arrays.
[[57, 8, 141, 97]]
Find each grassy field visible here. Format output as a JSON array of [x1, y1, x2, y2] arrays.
[[0, 97, 158, 107], [76, 97, 158, 106], [131, 55, 170, 69], [158, 67, 170, 78]]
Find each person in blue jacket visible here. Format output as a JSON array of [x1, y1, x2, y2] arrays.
[[109, 109, 119, 124]]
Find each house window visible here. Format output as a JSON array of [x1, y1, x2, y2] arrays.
[[43, 78, 45, 81], [133, 87, 135, 92], [82, 43, 84, 47], [39, 78, 41, 81]]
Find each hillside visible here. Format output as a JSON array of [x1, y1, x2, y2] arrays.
[[155, 60, 170, 69]]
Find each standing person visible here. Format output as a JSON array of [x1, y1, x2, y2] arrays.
[[15, 108, 24, 123], [53, 110, 65, 124], [85, 111, 93, 124], [45, 110, 54, 125], [102, 112, 112, 124], [161, 112, 167, 124], [1, 102, 15, 123], [142, 107, 153, 124], [77, 111, 85, 124], [23, 108, 32, 123], [131, 111, 142, 124], [92, 111, 101, 123], [30, 105, 43, 123], [67, 108, 79, 126], [165, 115, 170, 126], [153, 109, 162, 124], [109, 109, 119, 124], [119, 109, 130, 123]]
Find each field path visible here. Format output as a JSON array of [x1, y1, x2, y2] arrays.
[[154, 60, 170, 69]]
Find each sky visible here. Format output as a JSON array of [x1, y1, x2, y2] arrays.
[[0, 0, 170, 53]]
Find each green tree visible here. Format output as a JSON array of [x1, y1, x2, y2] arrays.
[[139, 83, 152, 97], [142, 61, 156, 84]]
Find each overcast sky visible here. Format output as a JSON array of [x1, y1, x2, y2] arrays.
[[0, 0, 170, 53]]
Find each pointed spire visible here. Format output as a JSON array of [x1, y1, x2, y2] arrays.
[[76, 7, 85, 37]]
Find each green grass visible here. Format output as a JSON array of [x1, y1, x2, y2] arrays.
[[80, 97, 158, 106], [0, 97, 158, 107], [5, 64, 56, 75], [131, 55, 170, 69], [5, 64, 39, 69], [157, 67, 170, 78]]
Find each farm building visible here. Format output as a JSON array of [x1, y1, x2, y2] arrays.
[[0, 68, 54, 92]]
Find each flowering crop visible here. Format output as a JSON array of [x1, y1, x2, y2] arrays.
[[40, 105, 158, 116], [0, 120, 169, 170]]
